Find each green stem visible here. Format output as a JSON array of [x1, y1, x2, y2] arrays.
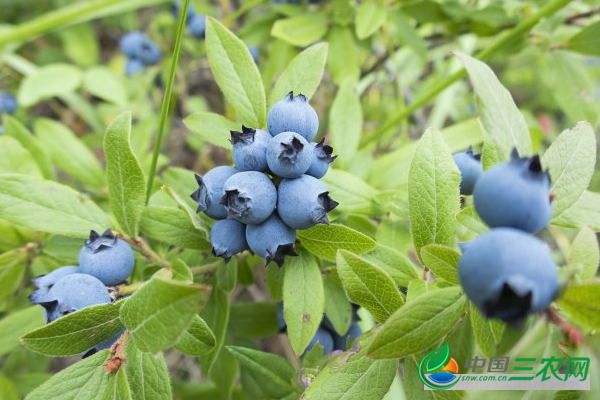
[[362, 0, 575, 147], [145, 0, 190, 203]]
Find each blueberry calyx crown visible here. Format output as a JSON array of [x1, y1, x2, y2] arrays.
[[279, 137, 304, 163], [267, 243, 298, 268], [285, 90, 307, 103], [315, 192, 339, 225], [85, 229, 117, 253], [465, 145, 481, 161], [509, 148, 550, 182], [315, 139, 337, 164], [220, 189, 249, 219], [190, 174, 208, 213], [230, 125, 256, 145], [483, 282, 531, 329], [212, 246, 233, 263]]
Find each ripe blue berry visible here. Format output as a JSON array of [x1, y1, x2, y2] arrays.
[[277, 174, 338, 229], [171, 0, 195, 22], [79, 230, 135, 286], [191, 166, 238, 219], [119, 31, 146, 58], [188, 14, 206, 39], [248, 46, 259, 63], [453, 146, 482, 195], [220, 171, 277, 224], [41, 273, 111, 323], [246, 213, 297, 267], [231, 126, 271, 172], [267, 92, 319, 141], [266, 131, 313, 178], [210, 219, 247, 262], [473, 150, 552, 233], [125, 58, 144, 76], [29, 266, 79, 304], [458, 227, 558, 327], [306, 327, 334, 355], [0, 92, 17, 114], [306, 139, 336, 179]]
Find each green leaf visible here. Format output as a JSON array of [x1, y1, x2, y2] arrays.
[[336, 250, 403, 322], [329, 82, 362, 167], [553, 190, 600, 231], [269, 42, 328, 108], [21, 301, 124, 356], [24, 350, 111, 400], [420, 244, 460, 285], [408, 128, 460, 263], [454, 51, 532, 159], [2, 115, 55, 180], [34, 118, 105, 188], [481, 140, 500, 171], [120, 277, 208, 353], [18, 64, 82, 106], [567, 225, 599, 283], [84, 67, 127, 106], [360, 246, 420, 287], [557, 281, 600, 330], [0, 306, 45, 356], [183, 112, 238, 150], [323, 275, 352, 335], [0, 174, 109, 237], [302, 333, 399, 400], [104, 112, 146, 238], [321, 169, 382, 215], [0, 251, 27, 304], [124, 341, 172, 400], [566, 20, 600, 56], [102, 369, 132, 400], [355, 3, 386, 39], [0, 374, 19, 400], [174, 315, 216, 356], [271, 14, 328, 47], [227, 346, 295, 399], [542, 121, 596, 218], [297, 224, 377, 261], [326, 26, 360, 85], [161, 184, 209, 237], [283, 248, 324, 355], [228, 302, 279, 338], [368, 287, 467, 359], [374, 190, 409, 219], [206, 17, 266, 127], [470, 304, 505, 358], [171, 259, 193, 283], [199, 287, 230, 375], [456, 206, 488, 235], [139, 206, 210, 250], [0, 135, 43, 176], [59, 24, 99, 67], [217, 257, 237, 292]]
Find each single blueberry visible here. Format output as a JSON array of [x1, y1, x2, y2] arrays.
[[188, 14, 206, 39], [248, 46, 259, 63], [306, 327, 334, 355], [220, 171, 277, 224], [231, 126, 271, 172], [79, 230, 135, 286], [119, 31, 146, 58], [125, 58, 145, 76], [453, 146, 483, 195], [41, 273, 111, 323], [266, 131, 313, 178], [473, 149, 552, 233], [191, 166, 238, 219], [29, 266, 79, 304], [267, 91, 319, 141], [245, 212, 297, 267], [0, 92, 17, 114], [458, 227, 558, 328], [277, 174, 338, 229], [171, 0, 195, 22], [136, 37, 161, 65], [306, 139, 336, 179], [210, 219, 247, 263]]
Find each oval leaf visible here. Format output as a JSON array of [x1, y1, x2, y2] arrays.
[[139, 206, 210, 250], [124, 341, 172, 400], [420, 244, 460, 284], [18, 64, 82, 106], [566, 20, 600, 56], [329, 82, 362, 167], [83, 67, 127, 106], [183, 112, 238, 149], [298, 224, 377, 261], [174, 315, 216, 356], [355, 3, 386, 40], [271, 14, 328, 47]]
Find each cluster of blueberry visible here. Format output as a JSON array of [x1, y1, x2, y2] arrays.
[[454, 148, 557, 328], [172, 1, 206, 39], [119, 32, 162, 76], [191, 92, 338, 267], [0, 92, 17, 134], [29, 230, 134, 356]]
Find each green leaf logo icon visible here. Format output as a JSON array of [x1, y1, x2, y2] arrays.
[[425, 343, 450, 372]]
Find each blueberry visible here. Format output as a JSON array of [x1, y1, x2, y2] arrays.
[[453, 146, 483, 195], [119, 31, 146, 58], [306, 139, 336, 179], [473, 149, 552, 233], [220, 171, 277, 224], [333, 321, 362, 351], [277, 174, 338, 229], [125, 58, 145, 76], [246, 213, 297, 267], [40, 273, 111, 323], [458, 227, 558, 327], [171, 0, 195, 22], [210, 219, 247, 262], [136, 37, 161, 65], [188, 14, 206, 39], [266, 131, 313, 178], [248, 46, 259, 63], [306, 327, 334, 355], [29, 266, 79, 304], [231, 126, 271, 172], [0, 92, 17, 114], [191, 166, 238, 219], [267, 91, 319, 141], [79, 230, 135, 286]]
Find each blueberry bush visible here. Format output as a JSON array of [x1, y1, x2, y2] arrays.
[[0, 1, 599, 399]]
